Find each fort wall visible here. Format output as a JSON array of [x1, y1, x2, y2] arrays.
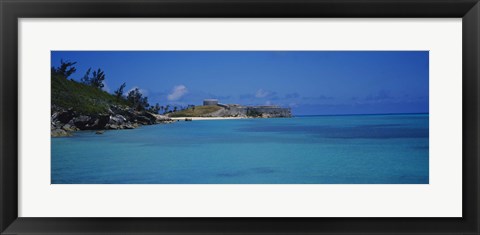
[[202, 99, 292, 118]]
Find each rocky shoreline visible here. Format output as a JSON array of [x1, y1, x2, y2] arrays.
[[51, 105, 174, 137]]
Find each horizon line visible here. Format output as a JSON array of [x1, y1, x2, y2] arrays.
[[294, 112, 428, 117]]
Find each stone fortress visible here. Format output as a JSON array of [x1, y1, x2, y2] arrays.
[[202, 99, 292, 118]]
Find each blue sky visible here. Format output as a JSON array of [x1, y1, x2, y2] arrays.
[[51, 51, 428, 115]]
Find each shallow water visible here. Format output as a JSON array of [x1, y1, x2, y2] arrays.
[[51, 114, 429, 184]]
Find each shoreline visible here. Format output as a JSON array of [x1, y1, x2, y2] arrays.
[[170, 117, 248, 121]]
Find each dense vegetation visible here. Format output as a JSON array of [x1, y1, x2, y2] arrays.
[[51, 62, 128, 114], [51, 60, 159, 115], [51, 73, 130, 115], [168, 105, 222, 117]]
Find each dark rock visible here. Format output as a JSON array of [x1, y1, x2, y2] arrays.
[[62, 124, 76, 132], [56, 109, 75, 123], [51, 128, 71, 137], [52, 104, 174, 134], [106, 124, 119, 130], [51, 112, 59, 122], [73, 115, 91, 129], [142, 112, 157, 122], [136, 115, 154, 125], [94, 115, 110, 129], [110, 105, 136, 121], [150, 114, 173, 123], [90, 115, 110, 129], [74, 115, 109, 130], [125, 112, 138, 122], [95, 130, 105, 135], [54, 121, 63, 129], [109, 114, 127, 125]]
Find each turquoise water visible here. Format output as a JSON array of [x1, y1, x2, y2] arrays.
[[51, 114, 429, 184]]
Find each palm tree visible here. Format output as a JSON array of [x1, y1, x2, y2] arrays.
[[164, 105, 170, 114]]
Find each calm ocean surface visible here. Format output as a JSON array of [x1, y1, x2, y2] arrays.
[[51, 114, 429, 184]]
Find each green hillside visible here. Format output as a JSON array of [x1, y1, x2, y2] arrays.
[[51, 74, 129, 115], [168, 105, 222, 117]]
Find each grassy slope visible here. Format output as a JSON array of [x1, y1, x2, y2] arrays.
[[51, 74, 129, 115], [168, 105, 222, 117]]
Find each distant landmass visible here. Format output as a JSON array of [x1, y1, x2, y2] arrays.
[[168, 99, 292, 118]]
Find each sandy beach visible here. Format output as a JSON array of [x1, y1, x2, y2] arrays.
[[170, 117, 247, 121]]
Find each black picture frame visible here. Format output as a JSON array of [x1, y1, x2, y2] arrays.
[[1, 0, 479, 234]]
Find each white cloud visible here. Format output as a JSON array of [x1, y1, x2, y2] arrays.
[[125, 86, 149, 96], [255, 89, 269, 98], [125, 87, 136, 95], [167, 85, 188, 101], [102, 81, 111, 93]]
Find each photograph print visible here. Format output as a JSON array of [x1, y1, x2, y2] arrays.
[[51, 51, 429, 184]]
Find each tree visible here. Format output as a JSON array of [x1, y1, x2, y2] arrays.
[[80, 68, 92, 85], [164, 105, 170, 114], [187, 104, 195, 111], [148, 103, 161, 114], [114, 82, 126, 100], [51, 59, 77, 79], [173, 106, 178, 113], [81, 68, 106, 89], [141, 96, 149, 110], [127, 88, 149, 111], [91, 69, 106, 89]]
